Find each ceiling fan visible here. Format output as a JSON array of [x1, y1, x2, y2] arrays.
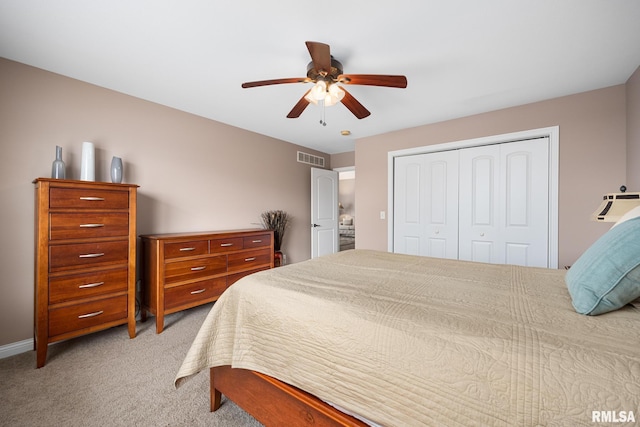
[[241, 41, 407, 120]]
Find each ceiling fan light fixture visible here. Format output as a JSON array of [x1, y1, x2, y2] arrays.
[[323, 84, 344, 106], [304, 91, 317, 105], [304, 81, 345, 106], [241, 41, 406, 120], [329, 83, 345, 100], [310, 80, 327, 101], [323, 94, 338, 107]]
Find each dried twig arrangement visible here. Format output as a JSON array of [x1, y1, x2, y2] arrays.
[[260, 210, 290, 251]]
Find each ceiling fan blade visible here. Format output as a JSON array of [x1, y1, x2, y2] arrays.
[[305, 41, 331, 75], [242, 77, 309, 88], [338, 74, 407, 88], [340, 87, 371, 119], [287, 90, 311, 118]]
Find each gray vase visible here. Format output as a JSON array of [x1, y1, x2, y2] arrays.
[[51, 145, 66, 179], [110, 156, 123, 183]]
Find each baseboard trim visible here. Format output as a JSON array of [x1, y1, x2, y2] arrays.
[[0, 339, 33, 359]]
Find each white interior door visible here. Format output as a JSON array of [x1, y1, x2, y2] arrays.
[[393, 152, 459, 258], [311, 167, 339, 258]]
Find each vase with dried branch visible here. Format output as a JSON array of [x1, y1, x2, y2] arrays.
[[260, 210, 290, 266]]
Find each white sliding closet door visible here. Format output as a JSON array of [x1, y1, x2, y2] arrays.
[[393, 151, 459, 258], [393, 136, 551, 267], [458, 138, 549, 267]]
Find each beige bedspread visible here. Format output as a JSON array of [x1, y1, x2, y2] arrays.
[[175, 250, 640, 426]]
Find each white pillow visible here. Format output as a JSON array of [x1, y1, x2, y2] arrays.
[[612, 205, 640, 228]]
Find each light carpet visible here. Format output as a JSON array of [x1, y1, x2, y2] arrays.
[[0, 303, 262, 427]]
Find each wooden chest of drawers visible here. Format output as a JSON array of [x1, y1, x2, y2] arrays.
[[140, 229, 274, 333], [34, 179, 138, 368]]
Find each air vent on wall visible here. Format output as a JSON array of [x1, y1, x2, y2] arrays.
[[297, 151, 325, 167]]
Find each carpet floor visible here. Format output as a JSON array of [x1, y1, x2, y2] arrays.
[[0, 303, 262, 427]]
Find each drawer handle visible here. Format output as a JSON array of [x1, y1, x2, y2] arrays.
[[79, 197, 105, 201], [79, 223, 105, 228], [79, 253, 105, 258], [190, 266, 206, 271], [179, 247, 196, 252], [252, 240, 262, 243], [78, 281, 105, 289], [78, 310, 104, 319], [220, 243, 234, 247], [190, 289, 206, 295], [79, 252, 104, 258], [244, 257, 256, 262]]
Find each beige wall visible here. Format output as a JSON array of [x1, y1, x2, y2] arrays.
[[0, 58, 328, 346], [355, 85, 628, 269], [330, 151, 355, 169], [627, 66, 640, 190]]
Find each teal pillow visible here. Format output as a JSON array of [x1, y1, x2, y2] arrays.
[[566, 216, 640, 315]]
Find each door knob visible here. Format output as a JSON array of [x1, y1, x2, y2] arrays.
[[312, 223, 321, 227]]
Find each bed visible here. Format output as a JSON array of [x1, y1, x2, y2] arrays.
[[175, 223, 640, 426]]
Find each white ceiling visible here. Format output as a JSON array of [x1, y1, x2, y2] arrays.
[[1, 1, 639, 154]]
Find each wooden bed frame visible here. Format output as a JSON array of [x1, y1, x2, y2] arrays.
[[211, 365, 369, 426]]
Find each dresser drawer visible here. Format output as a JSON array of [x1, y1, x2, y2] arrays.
[[49, 295, 128, 337], [49, 241, 129, 272], [210, 237, 244, 253], [164, 255, 227, 284], [50, 212, 129, 240], [49, 267, 128, 304], [164, 278, 227, 311], [209, 237, 244, 253], [243, 233, 272, 249], [228, 248, 272, 273], [49, 187, 129, 209], [164, 240, 208, 259]]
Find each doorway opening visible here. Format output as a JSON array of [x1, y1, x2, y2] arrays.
[[336, 167, 356, 251]]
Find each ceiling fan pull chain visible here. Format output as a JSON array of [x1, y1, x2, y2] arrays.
[[321, 99, 327, 126]]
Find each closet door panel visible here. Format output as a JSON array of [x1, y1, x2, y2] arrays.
[[404, 162, 422, 224], [505, 243, 530, 266], [459, 146, 503, 264], [402, 236, 421, 256], [393, 157, 424, 255], [505, 152, 529, 226], [471, 240, 494, 264], [394, 152, 458, 258], [471, 155, 495, 226], [501, 138, 549, 267], [424, 151, 459, 259]]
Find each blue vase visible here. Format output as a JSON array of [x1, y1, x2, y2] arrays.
[[110, 156, 123, 183], [51, 146, 66, 179]]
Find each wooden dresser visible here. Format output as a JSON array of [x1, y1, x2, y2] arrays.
[[34, 178, 138, 368], [140, 229, 274, 333]]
